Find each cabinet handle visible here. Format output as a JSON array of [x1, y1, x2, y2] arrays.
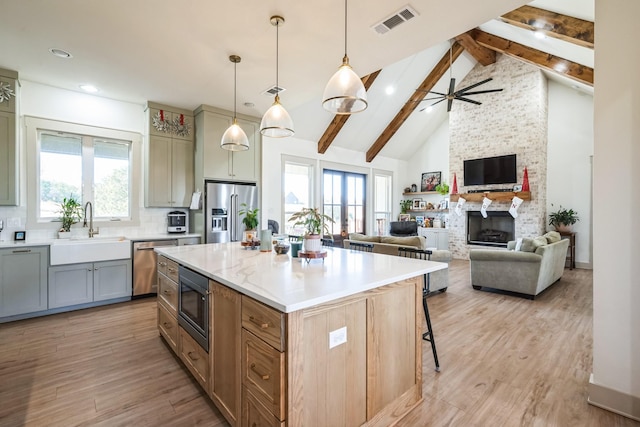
[[167, 267, 176, 273], [163, 289, 171, 295], [162, 321, 172, 329], [187, 351, 199, 361], [12, 249, 31, 253], [250, 363, 270, 381], [158, 261, 167, 267], [87, 268, 93, 272], [249, 316, 269, 329]]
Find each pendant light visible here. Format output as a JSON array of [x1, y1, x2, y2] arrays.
[[260, 15, 294, 138], [221, 55, 250, 151], [322, 0, 367, 114]]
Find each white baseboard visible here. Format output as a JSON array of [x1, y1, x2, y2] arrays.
[[588, 374, 640, 421]]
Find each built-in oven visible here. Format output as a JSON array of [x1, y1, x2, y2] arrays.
[[178, 265, 209, 352]]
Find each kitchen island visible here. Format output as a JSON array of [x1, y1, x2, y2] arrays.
[[156, 242, 447, 427]]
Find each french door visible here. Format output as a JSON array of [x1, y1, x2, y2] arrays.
[[323, 169, 366, 245]]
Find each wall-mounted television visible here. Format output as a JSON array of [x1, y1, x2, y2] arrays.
[[463, 154, 517, 186]]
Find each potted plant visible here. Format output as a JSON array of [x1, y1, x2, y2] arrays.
[[435, 182, 450, 196], [288, 207, 334, 252], [548, 205, 579, 232], [57, 196, 83, 238], [400, 200, 412, 214], [239, 203, 259, 242]]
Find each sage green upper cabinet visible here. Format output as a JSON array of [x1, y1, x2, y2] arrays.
[[0, 68, 18, 206], [145, 102, 194, 207], [194, 105, 261, 183]]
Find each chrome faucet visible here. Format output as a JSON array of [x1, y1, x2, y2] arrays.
[[83, 201, 99, 238]]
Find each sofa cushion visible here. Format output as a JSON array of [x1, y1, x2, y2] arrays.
[[349, 233, 381, 243], [544, 231, 561, 244], [519, 236, 547, 252], [380, 235, 425, 249]]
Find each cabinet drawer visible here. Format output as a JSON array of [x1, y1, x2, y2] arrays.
[[242, 330, 285, 420], [243, 386, 285, 427], [158, 273, 178, 314], [158, 302, 178, 353], [242, 296, 284, 351], [179, 327, 209, 392], [157, 255, 168, 276], [165, 258, 179, 283]]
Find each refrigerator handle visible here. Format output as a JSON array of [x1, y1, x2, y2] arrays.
[[231, 193, 238, 241]]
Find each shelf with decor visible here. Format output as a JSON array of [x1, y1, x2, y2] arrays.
[[408, 209, 448, 213], [402, 191, 439, 196], [449, 191, 531, 203]]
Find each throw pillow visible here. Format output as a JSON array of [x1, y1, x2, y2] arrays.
[[519, 236, 547, 252], [544, 231, 561, 244], [349, 233, 381, 243], [380, 235, 426, 249], [514, 237, 523, 251]]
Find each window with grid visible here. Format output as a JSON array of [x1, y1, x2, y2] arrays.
[[373, 171, 392, 236], [283, 158, 314, 235]]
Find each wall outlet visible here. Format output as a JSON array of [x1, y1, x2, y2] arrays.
[[329, 326, 347, 349], [7, 217, 20, 228]]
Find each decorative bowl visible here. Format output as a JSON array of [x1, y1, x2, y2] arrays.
[[274, 243, 290, 255]]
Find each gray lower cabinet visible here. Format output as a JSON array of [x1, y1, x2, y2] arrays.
[[49, 259, 131, 309], [0, 246, 48, 317]]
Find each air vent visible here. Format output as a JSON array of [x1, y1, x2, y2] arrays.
[[371, 5, 418, 35], [262, 85, 286, 96]]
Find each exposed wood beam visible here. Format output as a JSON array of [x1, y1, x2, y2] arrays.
[[455, 32, 496, 66], [471, 29, 593, 86], [317, 70, 381, 154], [500, 5, 594, 49], [365, 42, 464, 163]]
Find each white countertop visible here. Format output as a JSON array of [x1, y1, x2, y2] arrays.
[[0, 232, 201, 248], [155, 242, 447, 313]]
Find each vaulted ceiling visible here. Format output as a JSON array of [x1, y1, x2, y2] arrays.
[[0, 0, 593, 161]]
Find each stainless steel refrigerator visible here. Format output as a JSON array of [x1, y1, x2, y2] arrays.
[[205, 180, 258, 243]]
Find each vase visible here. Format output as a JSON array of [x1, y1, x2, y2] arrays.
[[555, 223, 572, 232], [58, 231, 72, 239], [303, 234, 322, 252], [244, 230, 257, 242]]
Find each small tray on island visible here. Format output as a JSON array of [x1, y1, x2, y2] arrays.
[[298, 249, 327, 263], [240, 240, 261, 250]]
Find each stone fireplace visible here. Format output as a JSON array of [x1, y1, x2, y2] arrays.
[[448, 55, 548, 258], [467, 211, 515, 247]]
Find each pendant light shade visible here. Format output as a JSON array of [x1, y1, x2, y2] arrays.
[[261, 16, 294, 137], [322, 0, 367, 114], [221, 55, 249, 151]]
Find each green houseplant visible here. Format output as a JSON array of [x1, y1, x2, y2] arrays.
[[239, 203, 259, 230], [435, 182, 450, 196], [57, 196, 83, 235], [288, 207, 335, 252], [400, 200, 412, 214], [548, 205, 579, 231]]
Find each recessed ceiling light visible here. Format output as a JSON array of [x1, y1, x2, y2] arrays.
[[533, 30, 546, 40], [80, 84, 99, 93], [424, 106, 433, 114], [385, 85, 395, 95], [49, 48, 73, 59]]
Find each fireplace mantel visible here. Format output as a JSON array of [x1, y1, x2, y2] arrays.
[[450, 191, 531, 203]]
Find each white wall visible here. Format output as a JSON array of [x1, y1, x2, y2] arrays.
[[546, 80, 593, 267], [260, 136, 406, 235], [590, 0, 640, 418], [0, 81, 177, 241]]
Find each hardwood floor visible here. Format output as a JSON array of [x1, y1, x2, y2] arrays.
[[0, 261, 637, 426]]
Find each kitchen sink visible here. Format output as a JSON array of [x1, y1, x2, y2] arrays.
[[50, 236, 131, 265]]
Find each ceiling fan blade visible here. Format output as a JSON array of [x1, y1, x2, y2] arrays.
[[455, 96, 482, 105], [426, 90, 447, 96], [455, 78, 494, 95], [448, 78, 456, 95], [460, 88, 504, 96], [421, 96, 446, 101], [418, 98, 446, 112], [447, 98, 453, 112]]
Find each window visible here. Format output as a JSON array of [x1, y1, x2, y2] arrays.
[[38, 131, 131, 220], [323, 169, 366, 237], [26, 117, 140, 229], [373, 171, 393, 235], [283, 158, 314, 234]]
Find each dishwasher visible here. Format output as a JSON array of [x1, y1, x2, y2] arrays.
[[132, 239, 178, 297]]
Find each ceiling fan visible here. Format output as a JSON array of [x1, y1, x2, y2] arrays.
[[417, 44, 503, 113]]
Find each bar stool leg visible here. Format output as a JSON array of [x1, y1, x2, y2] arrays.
[[422, 274, 440, 371]]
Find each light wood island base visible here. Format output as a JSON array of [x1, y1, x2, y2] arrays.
[[158, 257, 423, 426]]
